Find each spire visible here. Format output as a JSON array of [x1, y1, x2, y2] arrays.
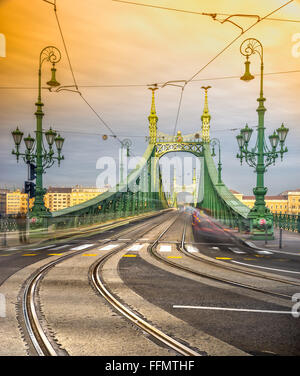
[[201, 86, 211, 143], [148, 86, 158, 144], [192, 168, 196, 184]]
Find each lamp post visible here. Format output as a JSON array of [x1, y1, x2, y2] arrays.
[[210, 138, 223, 185], [11, 46, 64, 220], [237, 38, 288, 240], [120, 138, 132, 185]]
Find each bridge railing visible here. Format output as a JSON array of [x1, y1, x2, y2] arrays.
[[200, 145, 251, 232], [0, 216, 18, 232], [273, 213, 300, 233]]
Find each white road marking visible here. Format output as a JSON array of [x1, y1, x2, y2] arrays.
[[257, 250, 273, 255], [70, 244, 95, 251], [172, 305, 293, 314], [50, 244, 71, 250], [228, 247, 246, 254], [118, 238, 131, 241], [159, 245, 172, 253], [139, 238, 149, 241], [185, 245, 198, 253], [99, 244, 120, 251], [212, 247, 219, 250], [31, 245, 57, 251], [128, 244, 144, 251], [231, 260, 300, 274]]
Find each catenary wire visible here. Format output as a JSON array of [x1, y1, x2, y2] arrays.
[[112, 0, 300, 23], [1, 69, 300, 90]]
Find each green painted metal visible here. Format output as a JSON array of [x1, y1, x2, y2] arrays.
[[273, 213, 300, 233], [11, 46, 64, 221], [50, 85, 251, 233], [237, 39, 289, 239]]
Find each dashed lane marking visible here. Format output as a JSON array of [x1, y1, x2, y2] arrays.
[[167, 256, 182, 259], [185, 245, 199, 253], [82, 254, 98, 257], [123, 254, 137, 257], [172, 305, 294, 314], [48, 253, 63, 256], [30, 245, 57, 251], [70, 244, 95, 251], [22, 254, 37, 256], [50, 244, 71, 251], [228, 247, 246, 254], [127, 244, 144, 251], [215, 257, 232, 260], [158, 245, 172, 253], [99, 244, 120, 251], [257, 250, 273, 255], [231, 260, 300, 274]]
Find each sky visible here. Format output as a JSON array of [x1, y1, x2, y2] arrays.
[[0, 0, 300, 195]]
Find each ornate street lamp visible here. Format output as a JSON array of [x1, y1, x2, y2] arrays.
[[11, 46, 64, 219], [210, 138, 223, 185], [236, 38, 289, 240]]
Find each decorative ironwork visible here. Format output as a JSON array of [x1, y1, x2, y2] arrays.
[[273, 213, 300, 233], [155, 141, 204, 158]]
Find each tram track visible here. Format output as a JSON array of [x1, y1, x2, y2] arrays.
[[181, 216, 300, 288], [20, 210, 176, 356], [149, 214, 295, 301], [89, 213, 201, 356]]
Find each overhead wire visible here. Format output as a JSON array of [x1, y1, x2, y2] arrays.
[[42, 0, 124, 147], [42, 0, 295, 144], [112, 0, 300, 23], [1, 69, 300, 90], [161, 0, 295, 137]]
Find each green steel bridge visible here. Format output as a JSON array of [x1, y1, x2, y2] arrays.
[[50, 86, 251, 233]]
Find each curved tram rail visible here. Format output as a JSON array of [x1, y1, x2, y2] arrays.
[[180, 218, 300, 288], [89, 215, 200, 356], [22, 211, 200, 356], [149, 215, 296, 301]]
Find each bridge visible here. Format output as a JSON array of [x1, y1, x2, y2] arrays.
[[50, 86, 253, 236]]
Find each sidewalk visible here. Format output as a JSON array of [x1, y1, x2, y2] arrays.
[[228, 227, 300, 256], [0, 209, 172, 251]]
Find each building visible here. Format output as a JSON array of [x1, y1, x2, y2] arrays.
[[231, 189, 300, 215], [43, 185, 109, 212], [0, 189, 9, 215], [70, 185, 108, 208], [44, 187, 72, 212], [0, 185, 109, 214], [5, 190, 34, 215]]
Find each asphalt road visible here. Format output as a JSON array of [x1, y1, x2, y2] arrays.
[[191, 210, 300, 280], [0, 211, 173, 286], [119, 211, 300, 356], [1, 209, 299, 356]]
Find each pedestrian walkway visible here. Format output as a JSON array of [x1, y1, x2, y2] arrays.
[[227, 227, 300, 256]]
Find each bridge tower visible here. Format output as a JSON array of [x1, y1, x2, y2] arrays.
[[148, 87, 158, 144], [201, 86, 211, 143]]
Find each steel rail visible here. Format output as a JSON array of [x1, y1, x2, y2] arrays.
[[21, 210, 174, 356], [149, 216, 292, 301], [181, 216, 300, 287], [89, 214, 201, 356]]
